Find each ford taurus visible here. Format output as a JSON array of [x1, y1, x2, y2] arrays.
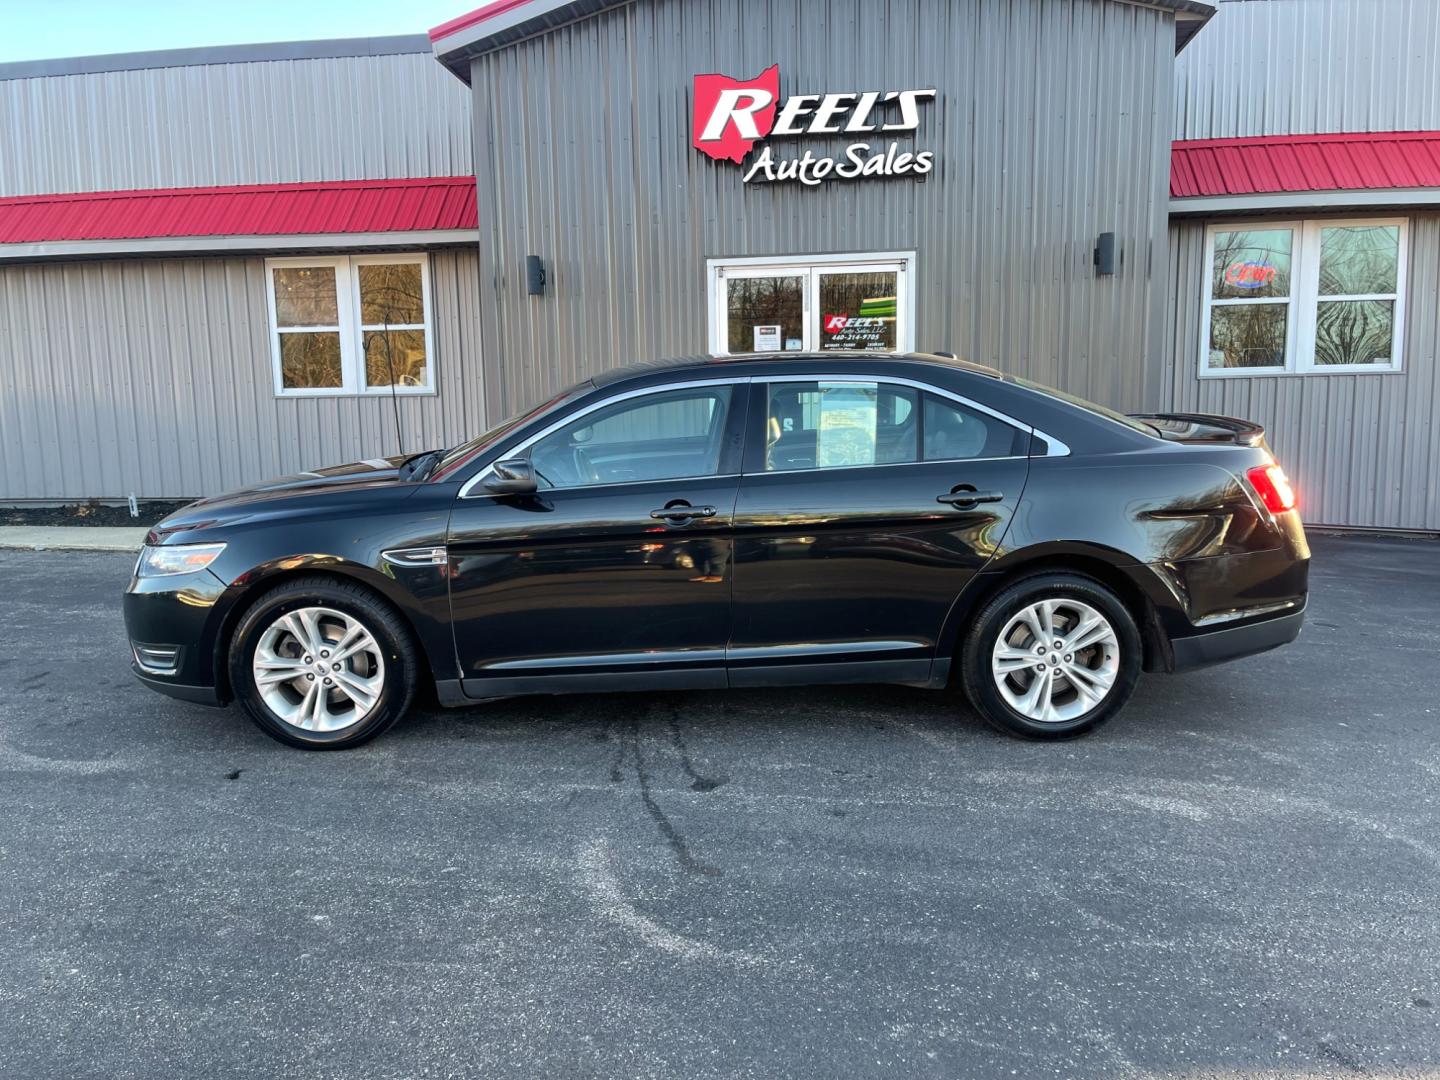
[[124, 352, 1309, 749]]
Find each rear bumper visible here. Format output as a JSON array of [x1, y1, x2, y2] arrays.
[[1169, 602, 1305, 672]]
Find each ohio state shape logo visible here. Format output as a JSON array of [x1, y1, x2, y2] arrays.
[[692, 65, 780, 164], [691, 65, 936, 185]]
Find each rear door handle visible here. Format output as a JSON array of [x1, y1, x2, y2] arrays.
[[650, 504, 717, 521], [937, 490, 1004, 507]]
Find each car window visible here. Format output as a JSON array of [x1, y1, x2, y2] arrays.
[[527, 386, 732, 489], [434, 381, 590, 480], [764, 381, 918, 471], [1011, 375, 1158, 437], [923, 394, 1028, 460], [762, 381, 1025, 471]]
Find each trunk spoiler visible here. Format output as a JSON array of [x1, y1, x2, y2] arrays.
[[1129, 412, 1268, 449]]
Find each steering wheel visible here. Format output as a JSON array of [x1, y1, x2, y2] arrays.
[[573, 445, 602, 484]]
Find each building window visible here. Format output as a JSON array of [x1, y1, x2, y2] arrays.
[[706, 252, 915, 355], [266, 254, 434, 396], [1201, 219, 1406, 377]]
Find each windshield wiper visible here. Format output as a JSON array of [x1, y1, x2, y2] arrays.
[[398, 449, 445, 482]]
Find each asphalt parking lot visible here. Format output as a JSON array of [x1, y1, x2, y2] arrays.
[[1, 534, 1437, 1079]]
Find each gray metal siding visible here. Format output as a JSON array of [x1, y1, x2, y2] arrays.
[[0, 51, 472, 197], [0, 249, 487, 500], [467, 0, 1177, 424], [1163, 217, 1440, 530], [1174, 0, 1440, 140]]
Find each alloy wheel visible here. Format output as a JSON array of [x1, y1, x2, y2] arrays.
[[990, 598, 1120, 724], [251, 606, 386, 732]]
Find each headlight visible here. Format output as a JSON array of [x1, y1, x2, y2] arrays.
[[136, 542, 227, 578]]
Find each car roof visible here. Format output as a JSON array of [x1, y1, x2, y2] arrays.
[[590, 351, 1005, 387]]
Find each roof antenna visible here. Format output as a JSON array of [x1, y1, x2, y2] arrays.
[[381, 311, 405, 457]]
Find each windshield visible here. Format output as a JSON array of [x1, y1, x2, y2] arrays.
[[432, 381, 592, 481], [1012, 376, 1160, 437]]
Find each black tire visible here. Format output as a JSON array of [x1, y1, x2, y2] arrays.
[[228, 575, 419, 750], [960, 572, 1142, 740]]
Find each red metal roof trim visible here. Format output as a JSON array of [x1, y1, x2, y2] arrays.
[[428, 0, 535, 42], [0, 177, 478, 244], [1171, 131, 1440, 198]]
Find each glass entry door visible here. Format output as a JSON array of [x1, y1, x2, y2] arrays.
[[708, 254, 912, 355], [816, 265, 899, 351], [722, 269, 807, 353]]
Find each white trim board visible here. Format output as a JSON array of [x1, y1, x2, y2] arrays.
[[1172, 189, 1440, 216]]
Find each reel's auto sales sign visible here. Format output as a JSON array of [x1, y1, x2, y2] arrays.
[[693, 64, 936, 186]]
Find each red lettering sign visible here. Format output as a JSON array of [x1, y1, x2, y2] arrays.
[[1224, 261, 1278, 290]]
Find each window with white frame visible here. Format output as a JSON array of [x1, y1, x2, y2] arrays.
[[707, 252, 915, 355], [266, 254, 434, 396], [1201, 219, 1406, 376]]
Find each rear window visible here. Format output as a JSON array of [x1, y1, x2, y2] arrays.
[[1012, 377, 1159, 438]]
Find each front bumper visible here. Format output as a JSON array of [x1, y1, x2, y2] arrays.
[[131, 668, 227, 706], [123, 567, 233, 707], [1169, 602, 1306, 672]]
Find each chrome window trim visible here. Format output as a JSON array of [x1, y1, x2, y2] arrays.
[[458, 368, 1070, 499], [462, 472, 742, 500], [458, 377, 750, 499], [758, 456, 1030, 477]]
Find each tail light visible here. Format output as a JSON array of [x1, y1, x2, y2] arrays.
[[1247, 464, 1297, 514]]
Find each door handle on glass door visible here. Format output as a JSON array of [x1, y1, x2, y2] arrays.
[[936, 490, 1004, 508]]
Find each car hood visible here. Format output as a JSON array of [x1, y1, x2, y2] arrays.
[[149, 456, 413, 539]]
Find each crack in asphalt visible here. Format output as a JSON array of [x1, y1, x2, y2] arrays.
[[621, 712, 723, 878]]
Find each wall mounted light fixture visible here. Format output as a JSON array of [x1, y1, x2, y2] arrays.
[[526, 255, 546, 296], [1094, 232, 1117, 276]]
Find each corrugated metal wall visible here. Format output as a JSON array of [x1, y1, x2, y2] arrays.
[[1174, 0, 1440, 140], [1163, 217, 1440, 530], [467, 0, 1176, 423], [0, 249, 487, 499], [0, 50, 472, 197], [1168, 0, 1440, 529]]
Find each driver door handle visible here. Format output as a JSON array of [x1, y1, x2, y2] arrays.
[[650, 504, 717, 520], [936, 489, 1004, 507]]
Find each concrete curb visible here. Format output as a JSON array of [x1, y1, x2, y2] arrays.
[[0, 526, 149, 552]]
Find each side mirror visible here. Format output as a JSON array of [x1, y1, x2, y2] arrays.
[[483, 458, 538, 495]]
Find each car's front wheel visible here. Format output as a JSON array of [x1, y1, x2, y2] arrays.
[[229, 577, 418, 750], [961, 572, 1141, 739]]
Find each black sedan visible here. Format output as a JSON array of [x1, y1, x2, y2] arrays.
[[124, 352, 1309, 750]]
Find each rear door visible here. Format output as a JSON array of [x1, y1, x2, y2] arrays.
[[728, 375, 1031, 686]]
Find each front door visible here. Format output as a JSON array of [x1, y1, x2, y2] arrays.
[[447, 382, 746, 696], [728, 376, 1031, 686]]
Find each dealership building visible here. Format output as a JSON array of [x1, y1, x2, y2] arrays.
[[2, 0, 1438, 531]]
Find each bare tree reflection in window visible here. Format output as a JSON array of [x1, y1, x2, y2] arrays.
[[1315, 300, 1394, 366], [359, 264, 428, 388], [727, 276, 803, 352]]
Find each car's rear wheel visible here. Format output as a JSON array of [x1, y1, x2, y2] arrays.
[[961, 572, 1141, 739], [229, 577, 418, 750]]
